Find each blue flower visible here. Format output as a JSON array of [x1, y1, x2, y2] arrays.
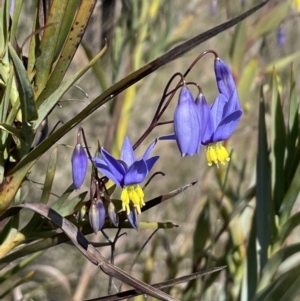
[[173, 86, 202, 156], [89, 199, 106, 234], [71, 144, 88, 189], [93, 136, 159, 215], [201, 58, 242, 166], [277, 25, 286, 47]]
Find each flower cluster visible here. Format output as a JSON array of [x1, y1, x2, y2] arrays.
[[173, 57, 242, 167], [71, 53, 242, 232]]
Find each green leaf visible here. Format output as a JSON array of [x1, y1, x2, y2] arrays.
[[56, 191, 88, 216], [244, 211, 257, 301], [271, 69, 286, 213], [0, 214, 13, 245], [192, 200, 210, 267], [229, 21, 247, 75], [0, 251, 41, 284], [0, 0, 9, 55], [276, 211, 300, 245], [53, 0, 79, 62], [258, 243, 300, 292], [33, 45, 107, 131], [285, 65, 299, 182], [0, 123, 23, 140], [27, 4, 40, 82], [0, 64, 13, 126], [8, 44, 38, 122], [263, 51, 300, 74], [237, 58, 259, 106], [33, 0, 69, 97], [51, 184, 74, 212], [0, 161, 35, 215], [9, 0, 23, 44], [40, 147, 58, 204], [255, 261, 300, 301], [251, 0, 291, 39], [279, 162, 300, 226], [0, 270, 34, 299], [81, 41, 109, 91], [36, 0, 97, 106], [256, 87, 272, 270]]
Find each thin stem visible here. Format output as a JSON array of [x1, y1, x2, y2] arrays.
[[143, 171, 165, 188], [48, 120, 63, 136], [152, 72, 185, 124], [133, 73, 185, 150], [159, 81, 202, 118], [183, 49, 218, 78], [79, 127, 93, 161], [156, 121, 173, 126]]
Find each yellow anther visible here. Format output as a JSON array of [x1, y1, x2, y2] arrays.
[[121, 188, 130, 214], [206, 144, 218, 166], [121, 185, 145, 214], [206, 142, 230, 167]]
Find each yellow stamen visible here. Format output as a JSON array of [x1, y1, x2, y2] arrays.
[[121, 188, 130, 214], [121, 185, 145, 214], [206, 142, 230, 167]]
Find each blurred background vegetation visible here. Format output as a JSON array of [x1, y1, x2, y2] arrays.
[[0, 0, 300, 300]]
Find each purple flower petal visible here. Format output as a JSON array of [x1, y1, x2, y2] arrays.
[[214, 58, 236, 100], [102, 148, 126, 176], [213, 110, 242, 141], [93, 157, 122, 186], [146, 156, 159, 171], [127, 205, 139, 230], [143, 139, 157, 160], [223, 90, 241, 118], [71, 144, 88, 189], [210, 93, 227, 127], [123, 159, 148, 185], [158, 134, 176, 140], [195, 94, 210, 150], [202, 111, 215, 144], [120, 136, 135, 166], [89, 200, 106, 234], [173, 86, 201, 156]]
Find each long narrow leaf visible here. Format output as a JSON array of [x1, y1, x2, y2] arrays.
[[40, 147, 58, 204], [36, 0, 97, 106], [256, 88, 272, 271], [34, 0, 69, 97], [271, 69, 286, 213], [255, 261, 300, 301], [258, 242, 300, 292]]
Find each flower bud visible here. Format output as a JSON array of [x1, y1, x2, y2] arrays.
[[127, 204, 138, 230], [108, 201, 119, 227], [89, 199, 106, 234], [71, 144, 88, 189], [173, 86, 202, 157], [214, 58, 237, 99]]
